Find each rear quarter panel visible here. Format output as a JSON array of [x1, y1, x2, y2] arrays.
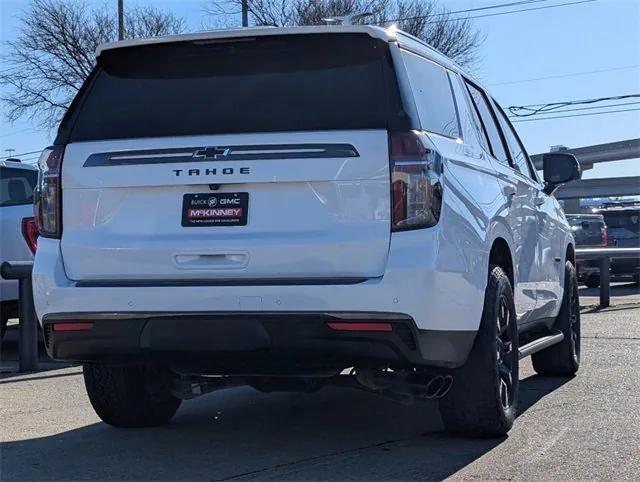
[[427, 133, 506, 332]]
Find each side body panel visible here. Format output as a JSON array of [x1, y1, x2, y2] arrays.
[[534, 193, 567, 319], [488, 161, 540, 322]]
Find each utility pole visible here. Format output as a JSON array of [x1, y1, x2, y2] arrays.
[[118, 0, 124, 40], [241, 0, 248, 27]]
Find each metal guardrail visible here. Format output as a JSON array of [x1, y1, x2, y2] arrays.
[[575, 247, 640, 308], [1, 261, 38, 372]]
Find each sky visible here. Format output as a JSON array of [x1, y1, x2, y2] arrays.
[[0, 0, 639, 180]]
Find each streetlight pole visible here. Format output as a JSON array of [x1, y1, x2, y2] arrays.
[[241, 0, 248, 27], [118, 0, 124, 40]]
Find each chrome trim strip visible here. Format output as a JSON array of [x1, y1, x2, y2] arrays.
[[83, 143, 359, 167], [75, 277, 373, 287]]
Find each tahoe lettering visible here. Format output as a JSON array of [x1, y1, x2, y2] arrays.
[[173, 167, 251, 177]]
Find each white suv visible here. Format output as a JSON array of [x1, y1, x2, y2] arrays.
[[32, 26, 582, 436], [1, 160, 38, 337]]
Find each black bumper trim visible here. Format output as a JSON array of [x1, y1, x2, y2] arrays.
[[42, 312, 476, 371]]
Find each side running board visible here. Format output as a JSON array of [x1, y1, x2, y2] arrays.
[[518, 330, 564, 359]]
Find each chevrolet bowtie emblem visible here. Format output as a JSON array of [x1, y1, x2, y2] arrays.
[[193, 147, 231, 160]]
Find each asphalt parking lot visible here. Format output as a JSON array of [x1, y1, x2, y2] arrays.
[[1, 284, 639, 481]]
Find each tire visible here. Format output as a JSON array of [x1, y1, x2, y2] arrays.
[[83, 364, 181, 428], [532, 261, 581, 376], [584, 273, 600, 289], [438, 265, 519, 437]]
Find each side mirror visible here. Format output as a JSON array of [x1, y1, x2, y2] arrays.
[[543, 152, 581, 195]]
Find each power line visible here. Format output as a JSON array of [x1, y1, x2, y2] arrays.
[[0, 149, 41, 160], [391, 0, 597, 24], [489, 64, 640, 86], [508, 93, 640, 117], [511, 107, 640, 122], [422, 0, 554, 18], [509, 101, 640, 117]]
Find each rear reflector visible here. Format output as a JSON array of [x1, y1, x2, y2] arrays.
[[327, 322, 393, 332], [52, 322, 94, 332]]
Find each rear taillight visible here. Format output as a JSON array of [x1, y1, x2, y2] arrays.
[[35, 145, 65, 238], [52, 322, 94, 332], [389, 131, 443, 231], [21, 217, 38, 254], [601, 225, 608, 247]]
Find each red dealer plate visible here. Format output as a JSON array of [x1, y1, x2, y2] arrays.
[[181, 193, 249, 227]]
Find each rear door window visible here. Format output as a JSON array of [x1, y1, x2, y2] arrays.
[[464, 81, 510, 166], [449, 72, 490, 151], [401, 50, 460, 139], [65, 34, 405, 142], [0, 167, 38, 207], [493, 100, 537, 180]]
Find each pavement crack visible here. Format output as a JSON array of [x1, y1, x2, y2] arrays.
[[215, 437, 411, 481]]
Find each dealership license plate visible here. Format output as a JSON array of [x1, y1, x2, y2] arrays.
[[182, 193, 248, 227]]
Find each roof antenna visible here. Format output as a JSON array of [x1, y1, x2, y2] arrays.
[[323, 12, 374, 26]]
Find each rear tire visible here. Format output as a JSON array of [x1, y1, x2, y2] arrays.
[[584, 274, 600, 289], [438, 266, 519, 437], [83, 364, 181, 428], [532, 261, 580, 376]]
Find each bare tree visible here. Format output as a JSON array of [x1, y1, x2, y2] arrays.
[[1, 0, 185, 128], [204, 0, 483, 68]]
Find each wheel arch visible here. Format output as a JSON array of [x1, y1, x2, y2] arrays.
[[488, 237, 515, 288], [566, 242, 576, 267]]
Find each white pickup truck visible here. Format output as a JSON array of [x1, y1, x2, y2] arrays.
[[0, 160, 38, 337]]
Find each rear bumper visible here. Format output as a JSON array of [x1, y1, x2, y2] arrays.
[[33, 232, 488, 368], [42, 312, 476, 370]]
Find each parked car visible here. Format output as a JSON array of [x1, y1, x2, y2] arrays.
[[566, 214, 607, 288], [0, 160, 38, 337], [595, 207, 640, 283], [32, 25, 582, 437]]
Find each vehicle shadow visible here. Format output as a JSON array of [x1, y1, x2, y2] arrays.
[[1, 372, 572, 481]]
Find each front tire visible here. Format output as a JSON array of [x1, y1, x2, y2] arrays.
[[83, 364, 181, 428], [439, 265, 519, 437], [532, 261, 580, 376]]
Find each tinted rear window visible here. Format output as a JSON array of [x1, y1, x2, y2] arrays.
[[0, 167, 38, 207], [66, 34, 406, 142]]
